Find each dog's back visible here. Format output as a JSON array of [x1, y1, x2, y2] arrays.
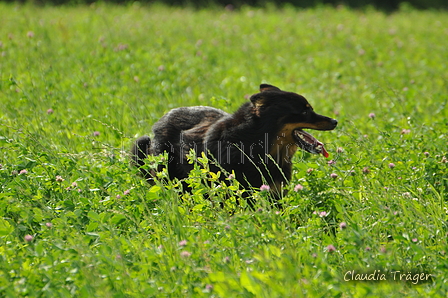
[[151, 106, 228, 155], [132, 106, 229, 181]]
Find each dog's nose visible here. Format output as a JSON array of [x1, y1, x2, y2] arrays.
[[331, 119, 338, 127]]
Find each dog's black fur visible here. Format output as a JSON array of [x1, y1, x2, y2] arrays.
[[131, 84, 337, 203]]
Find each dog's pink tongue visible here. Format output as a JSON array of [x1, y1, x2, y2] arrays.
[[316, 140, 329, 158], [321, 145, 329, 158]]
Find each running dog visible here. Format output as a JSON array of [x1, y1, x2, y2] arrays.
[[131, 84, 337, 203]]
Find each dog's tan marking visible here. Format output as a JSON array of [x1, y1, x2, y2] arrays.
[[252, 99, 266, 117], [269, 124, 299, 165], [254, 102, 264, 108]]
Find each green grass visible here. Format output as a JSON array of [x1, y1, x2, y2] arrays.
[[0, 2, 447, 297]]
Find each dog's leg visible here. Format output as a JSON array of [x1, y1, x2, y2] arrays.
[[131, 136, 151, 167], [131, 136, 155, 183]]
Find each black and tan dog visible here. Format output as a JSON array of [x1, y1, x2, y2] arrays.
[[131, 84, 337, 203]]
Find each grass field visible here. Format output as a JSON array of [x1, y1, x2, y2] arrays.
[[0, 2, 447, 297]]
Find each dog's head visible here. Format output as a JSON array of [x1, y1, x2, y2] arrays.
[[250, 84, 337, 157]]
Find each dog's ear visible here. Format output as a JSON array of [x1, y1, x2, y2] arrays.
[[249, 84, 280, 116], [250, 94, 266, 117], [260, 84, 281, 92], [250, 94, 264, 104]]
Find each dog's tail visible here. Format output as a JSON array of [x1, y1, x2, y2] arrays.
[[131, 136, 153, 182]]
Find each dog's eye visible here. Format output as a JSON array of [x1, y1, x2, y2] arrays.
[[302, 110, 308, 115]]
